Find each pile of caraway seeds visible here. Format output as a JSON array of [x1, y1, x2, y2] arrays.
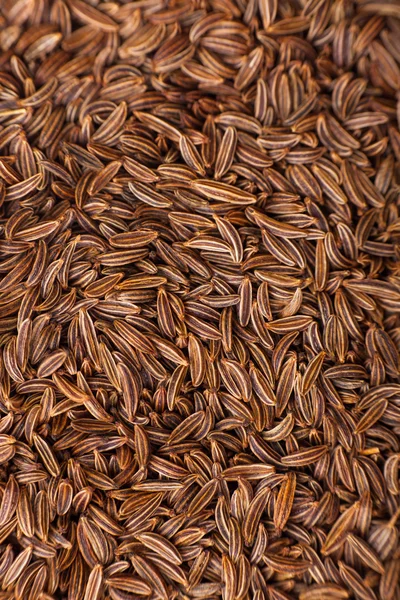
[[0, 0, 400, 599]]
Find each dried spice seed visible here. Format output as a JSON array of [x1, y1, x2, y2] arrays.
[[0, 0, 399, 599]]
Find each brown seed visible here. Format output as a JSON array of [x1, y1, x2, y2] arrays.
[[263, 553, 311, 575], [215, 126, 237, 180], [191, 179, 257, 204], [322, 501, 360, 555], [301, 351, 326, 395], [33, 433, 60, 477], [242, 486, 271, 546], [83, 564, 103, 600], [0, 475, 19, 527], [274, 472, 296, 532]]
